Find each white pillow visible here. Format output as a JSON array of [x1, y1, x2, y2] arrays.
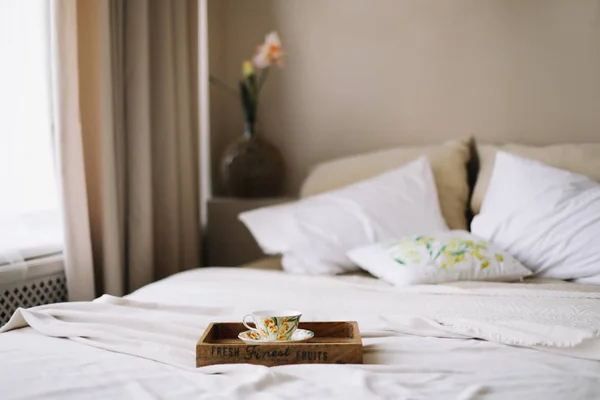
[[239, 157, 448, 275], [301, 139, 471, 230], [471, 151, 600, 284], [347, 230, 531, 286], [471, 143, 600, 215]]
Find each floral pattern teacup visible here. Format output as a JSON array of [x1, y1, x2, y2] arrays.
[[243, 309, 302, 341]]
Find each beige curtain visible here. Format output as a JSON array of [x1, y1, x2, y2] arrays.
[[52, 0, 201, 300]]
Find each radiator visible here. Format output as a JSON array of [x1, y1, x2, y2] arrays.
[[0, 256, 67, 326]]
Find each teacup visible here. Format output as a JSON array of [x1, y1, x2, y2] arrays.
[[243, 309, 302, 341]]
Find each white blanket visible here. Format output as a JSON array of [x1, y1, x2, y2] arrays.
[[2, 267, 600, 399]]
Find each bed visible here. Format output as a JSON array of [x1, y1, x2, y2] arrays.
[[2, 263, 600, 399], [2, 141, 600, 399]]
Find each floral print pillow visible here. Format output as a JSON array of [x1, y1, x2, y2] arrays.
[[347, 230, 532, 286]]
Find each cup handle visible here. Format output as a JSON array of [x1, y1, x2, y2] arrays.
[[243, 314, 260, 333]]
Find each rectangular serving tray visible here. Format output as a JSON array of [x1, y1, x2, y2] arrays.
[[196, 321, 363, 367]]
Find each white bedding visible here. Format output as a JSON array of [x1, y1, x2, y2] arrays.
[[2, 267, 600, 399]]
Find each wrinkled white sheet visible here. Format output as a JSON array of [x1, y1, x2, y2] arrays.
[[1, 267, 600, 399]]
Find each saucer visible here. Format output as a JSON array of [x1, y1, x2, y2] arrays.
[[238, 329, 315, 344]]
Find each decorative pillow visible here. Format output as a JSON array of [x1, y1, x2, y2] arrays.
[[471, 143, 600, 215], [347, 230, 531, 286], [471, 151, 600, 284], [300, 138, 471, 230], [239, 157, 448, 275]]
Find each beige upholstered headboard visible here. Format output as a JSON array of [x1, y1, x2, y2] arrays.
[[209, 0, 600, 195]]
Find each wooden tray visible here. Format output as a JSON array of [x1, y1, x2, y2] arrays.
[[196, 321, 362, 367]]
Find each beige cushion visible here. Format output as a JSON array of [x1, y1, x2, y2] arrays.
[[300, 138, 472, 230], [472, 143, 600, 215]]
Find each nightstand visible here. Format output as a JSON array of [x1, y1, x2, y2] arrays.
[[206, 197, 295, 266]]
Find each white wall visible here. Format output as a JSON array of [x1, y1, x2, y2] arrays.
[[209, 0, 600, 194]]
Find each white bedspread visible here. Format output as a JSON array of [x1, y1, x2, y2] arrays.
[[2, 267, 600, 399]]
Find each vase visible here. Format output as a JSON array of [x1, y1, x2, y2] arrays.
[[220, 128, 285, 198]]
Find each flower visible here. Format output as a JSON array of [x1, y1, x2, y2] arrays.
[[253, 31, 284, 69], [210, 30, 284, 138], [248, 331, 261, 340], [242, 60, 254, 78]]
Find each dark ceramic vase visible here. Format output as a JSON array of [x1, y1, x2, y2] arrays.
[[220, 128, 285, 198]]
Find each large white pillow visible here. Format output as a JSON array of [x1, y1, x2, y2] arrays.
[[471, 151, 600, 284], [348, 230, 531, 286], [301, 139, 471, 230], [471, 143, 600, 215], [239, 157, 448, 275]]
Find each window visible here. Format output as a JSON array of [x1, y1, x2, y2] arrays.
[[0, 0, 62, 266]]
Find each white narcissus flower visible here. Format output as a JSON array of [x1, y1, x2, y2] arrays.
[[252, 31, 284, 69]]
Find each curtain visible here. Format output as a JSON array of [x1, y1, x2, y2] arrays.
[[51, 0, 201, 300]]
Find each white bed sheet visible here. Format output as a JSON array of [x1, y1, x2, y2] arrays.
[[1, 267, 600, 399]]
